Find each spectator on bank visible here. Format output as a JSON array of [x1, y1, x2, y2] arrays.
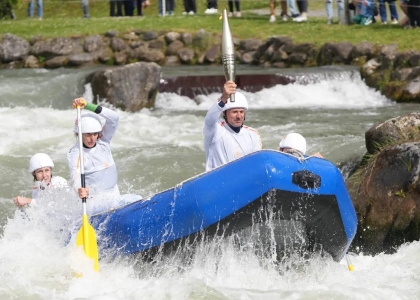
[[352, 0, 375, 25], [269, 0, 276, 22], [228, 0, 241, 17], [349, 0, 378, 23], [406, 0, 420, 27], [28, 0, 43, 20], [141, 0, 150, 16], [326, 0, 344, 24], [134, 0, 143, 16], [379, 0, 399, 24], [293, 0, 308, 22], [286, 0, 300, 19], [110, 0, 123, 16], [81, 0, 89, 18], [123, 0, 134, 16], [399, 0, 410, 26], [269, 0, 289, 22], [167, 0, 175, 15], [183, 0, 196, 15], [204, 0, 217, 14], [159, 0, 175, 15]]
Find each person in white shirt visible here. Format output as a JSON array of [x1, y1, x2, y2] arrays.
[[203, 80, 262, 172], [67, 98, 120, 201], [13, 153, 67, 207]]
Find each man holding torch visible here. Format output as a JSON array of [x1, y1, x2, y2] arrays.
[[203, 81, 262, 172]]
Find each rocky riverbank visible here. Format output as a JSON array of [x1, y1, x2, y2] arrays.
[[1, 30, 420, 103]]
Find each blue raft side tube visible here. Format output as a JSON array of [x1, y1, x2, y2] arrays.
[[91, 150, 357, 257]]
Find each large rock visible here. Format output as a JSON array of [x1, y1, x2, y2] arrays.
[[110, 37, 127, 52], [317, 42, 354, 65], [348, 142, 420, 254], [24, 55, 40, 68], [165, 32, 181, 44], [45, 56, 68, 68], [166, 40, 184, 56], [378, 44, 398, 70], [239, 38, 263, 52], [365, 112, 420, 154], [89, 62, 160, 112], [192, 29, 213, 50], [348, 113, 420, 254], [84, 35, 103, 53], [68, 53, 94, 66], [204, 44, 220, 63], [350, 41, 376, 61], [0, 33, 30, 63], [178, 48, 195, 64], [31, 37, 74, 60]]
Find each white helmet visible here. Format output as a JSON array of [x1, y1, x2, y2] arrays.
[[73, 112, 102, 134], [223, 92, 248, 111], [279, 133, 307, 155], [28, 153, 54, 173]]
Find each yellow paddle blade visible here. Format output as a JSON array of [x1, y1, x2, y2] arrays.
[[345, 254, 354, 272], [76, 214, 99, 271]]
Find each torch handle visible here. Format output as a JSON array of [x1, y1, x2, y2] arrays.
[[223, 54, 236, 102]]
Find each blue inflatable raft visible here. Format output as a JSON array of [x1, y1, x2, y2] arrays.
[[90, 150, 357, 262]]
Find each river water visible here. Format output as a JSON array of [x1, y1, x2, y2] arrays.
[[0, 66, 419, 299]]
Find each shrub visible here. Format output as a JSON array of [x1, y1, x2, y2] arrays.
[[0, 0, 18, 19]]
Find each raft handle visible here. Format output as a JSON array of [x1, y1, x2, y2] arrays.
[[292, 170, 321, 189]]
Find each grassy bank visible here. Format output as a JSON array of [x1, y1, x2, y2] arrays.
[[0, 0, 415, 51]]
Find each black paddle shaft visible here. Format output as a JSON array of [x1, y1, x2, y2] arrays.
[[81, 173, 87, 203]]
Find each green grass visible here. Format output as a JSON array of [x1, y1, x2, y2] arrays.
[[1, 0, 415, 51]]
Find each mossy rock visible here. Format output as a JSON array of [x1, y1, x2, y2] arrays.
[[382, 81, 405, 101]]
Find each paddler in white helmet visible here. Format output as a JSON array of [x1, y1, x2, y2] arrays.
[[203, 80, 262, 171], [13, 153, 67, 207], [67, 98, 120, 201], [279, 133, 323, 158]]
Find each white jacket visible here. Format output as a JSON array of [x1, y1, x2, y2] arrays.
[[32, 176, 67, 200], [67, 106, 120, 196], [203, 101, 262, 171]]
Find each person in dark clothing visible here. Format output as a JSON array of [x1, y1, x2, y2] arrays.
[[204, 0, 218, 14], [407, 0, 420, 27], [228, 0, 241, 17], [123, 0, 134, 16], [158, 0, 175, 15], [293, 0, 308, 22], [134, 0, 142, 16], [110, 0, 123, 16], [183, 0, 196, 14]]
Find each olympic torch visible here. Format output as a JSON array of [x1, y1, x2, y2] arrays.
[[222, 8, 236, 102]]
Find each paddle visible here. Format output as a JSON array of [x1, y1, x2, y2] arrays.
[[346, 253, 354, 271], [75, 104, 100, 272]]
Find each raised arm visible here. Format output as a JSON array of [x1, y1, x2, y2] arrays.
[[203, 80, 237, 139], [97, 106, 119, 143]]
